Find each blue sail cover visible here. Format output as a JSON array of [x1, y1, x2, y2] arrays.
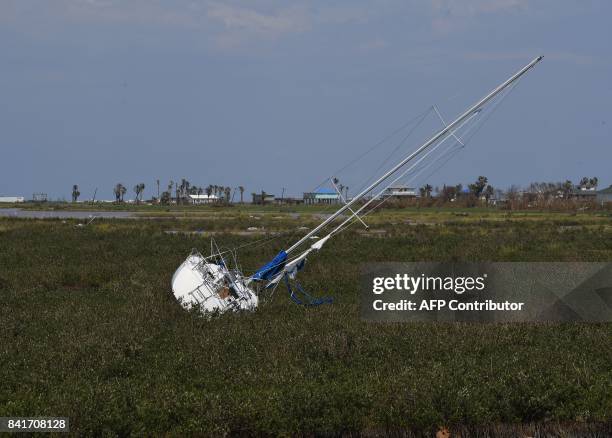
[[252, 250, 288, 281]]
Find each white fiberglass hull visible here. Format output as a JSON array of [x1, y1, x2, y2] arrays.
[[171, 254, 258, 314]]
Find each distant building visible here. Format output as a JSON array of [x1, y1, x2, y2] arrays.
[[189, 194, 219, 205], [380, 185, 417, 199], [252, 192, 276, 205], [303, 188, 340, 205], [0, 196, 24, 203], [275, 197, 303, 205], [597, 185, 612, 204], [32, 193, 47, 202], [571, 187, 597, 201]]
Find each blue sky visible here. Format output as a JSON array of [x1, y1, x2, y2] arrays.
[[0, 0, 610, 200]]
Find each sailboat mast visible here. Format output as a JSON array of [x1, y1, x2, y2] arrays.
[[285, 55, 543, 255]]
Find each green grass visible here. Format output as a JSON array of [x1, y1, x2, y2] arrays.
[[0, 214, 611, 435], [1, 201, 338, 214]]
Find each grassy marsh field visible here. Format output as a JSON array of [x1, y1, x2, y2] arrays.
[[1, 209, 611, 435]]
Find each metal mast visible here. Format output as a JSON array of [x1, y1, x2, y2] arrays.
[[285, 55, 543, 254]]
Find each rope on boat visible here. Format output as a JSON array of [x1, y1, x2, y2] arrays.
[[283, 274, 333, 307]]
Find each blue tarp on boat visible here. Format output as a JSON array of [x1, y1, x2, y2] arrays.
[[252, 250, 288, 281]]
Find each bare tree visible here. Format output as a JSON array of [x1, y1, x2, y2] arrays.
[[440, 184, 457, 202]]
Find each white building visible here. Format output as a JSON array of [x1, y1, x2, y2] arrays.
[[380, 185, 417, 199], [189, 194, 219, 204], [0, 196, 25, 203]]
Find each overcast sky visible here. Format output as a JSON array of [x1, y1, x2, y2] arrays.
[[1, 0, 610, 200]]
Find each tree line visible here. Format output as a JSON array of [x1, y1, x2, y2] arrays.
[[68, 175, 604, 209], [410, 175, 603, 209], [69, 179, 247, 205]]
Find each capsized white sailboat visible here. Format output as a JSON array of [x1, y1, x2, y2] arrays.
[[171, 56, 544, 314]]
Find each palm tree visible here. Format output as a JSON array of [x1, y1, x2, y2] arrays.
[[113, 183, 123, 203], [120, 185, 127, 202], [238, 186, 245, 203], [224, 187, 231, 204], [134, 183, 145, 204], [71, 185, 80, 203], [156, 179, 160, 201], [562, 180, 573, 198], [178, 178, 190, 204], [579, 177, 589, 189], [469, 176, 488, 197], [167, 180, 174, 204], [419, 184, 433, 198], [484, 184, 494, 203]]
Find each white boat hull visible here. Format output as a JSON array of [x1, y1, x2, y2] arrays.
[[171, 254, 258, 314]]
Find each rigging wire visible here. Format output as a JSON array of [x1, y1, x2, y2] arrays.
[[309, 106, 434, 193], [332, 119, 474, 236], [239, 77, 522, 281], [351, 107, 434, 192], [222, 74, 523, 260], [334, 77, 522, 235], [241, 114, 478, 278], [273, 105, 435, 250]]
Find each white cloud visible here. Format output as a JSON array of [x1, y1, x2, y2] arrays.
[[430, 0, 529, 34], [207, 3, 310, 36], [205, 2, 311, 48], [431, 0, 529, 16]]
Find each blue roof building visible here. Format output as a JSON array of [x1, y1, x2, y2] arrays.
[[303, 188, 341, 204]]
